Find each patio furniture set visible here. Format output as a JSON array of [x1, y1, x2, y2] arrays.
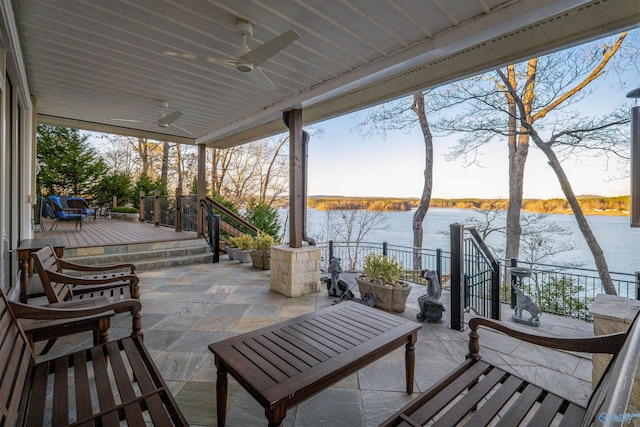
[[3, 244, 640, 425], [41, 195, 96, 231]]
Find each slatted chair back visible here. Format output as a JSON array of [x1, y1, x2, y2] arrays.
[[0, 288, 35, 426], [32, 245, 72, 303]]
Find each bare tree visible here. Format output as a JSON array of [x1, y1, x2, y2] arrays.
[[331, 209, 388, 271]]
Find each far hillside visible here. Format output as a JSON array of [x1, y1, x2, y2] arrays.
[[286, 195, 631, 215]]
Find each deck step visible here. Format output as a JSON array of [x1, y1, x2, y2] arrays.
[[64, 238, 214, 271]]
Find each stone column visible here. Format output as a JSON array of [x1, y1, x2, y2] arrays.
[[591, 294, 640, 403], [270, 245, 320, 297]]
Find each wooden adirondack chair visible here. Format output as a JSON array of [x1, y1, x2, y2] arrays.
[[31, 245, 142, 341]]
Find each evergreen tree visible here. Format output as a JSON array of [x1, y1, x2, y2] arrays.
[[36, 125, 107, 196], [243, 199, 281, 238]]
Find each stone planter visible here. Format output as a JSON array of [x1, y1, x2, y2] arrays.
[[356, 276, 411, 313], [250, 251, 270, 270], [237, 250, 252, 263], [110, 212, 139, 222], [226, 246, 238, 260]]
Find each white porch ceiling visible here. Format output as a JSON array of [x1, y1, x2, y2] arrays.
[[12, 0, 640, 148]]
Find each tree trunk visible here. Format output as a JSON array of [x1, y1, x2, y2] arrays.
[[161, 141, 170, 184], [536, 141, 617, 295], [410, 93, 434, 272], [138, 137, 149, 175], [210, 148, 218, 195]]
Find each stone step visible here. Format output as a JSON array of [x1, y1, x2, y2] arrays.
[[64, 238, 214, 271]]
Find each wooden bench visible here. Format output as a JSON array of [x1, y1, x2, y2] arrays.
[[381, 314, 640, 426], [0, 286, 188, 426]]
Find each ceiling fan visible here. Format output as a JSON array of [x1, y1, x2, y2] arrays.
[[112, 100, 191, 134], [166, 19, 299, 90]]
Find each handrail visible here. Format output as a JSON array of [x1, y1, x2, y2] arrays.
[[466, 227, 499, 271], [204, 196, 258, 236]]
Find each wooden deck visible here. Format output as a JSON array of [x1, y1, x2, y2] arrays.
[[34, 218, 198, 249]]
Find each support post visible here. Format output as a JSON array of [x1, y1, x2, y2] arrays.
[[491, 259, 501, 320], [139, 191, 145, 222], [450, 223, 465, 331], [436, 248, 442, 285], [382, 242, 388, 257], [154, 189, 160, 227], [288, 108, 304, 248], [175, 187, 182, 232], [510, 258, 518, 309], [632, 105, 640, 227], [197, 143, 206, 237], [112, 195, 117, 208]]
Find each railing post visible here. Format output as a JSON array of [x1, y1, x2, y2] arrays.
[[436, 248, 442, 285], [510, 258, 518, 309], [382, 242, 388, 257], [139, 191, 145, 222], [636, 272, 640, 300], [175, 188, 182, 232], [450, 224, 465, 331], [154, 190, 160, 227], [492, 260, 501, 320], [212, 214, 220, 263], [112, 195, 118, 208]]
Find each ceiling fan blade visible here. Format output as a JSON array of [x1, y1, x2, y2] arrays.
[[241, 30, 299, 67], [247, 67, 277, 90], [112, 118, 143, 123], [158, 110, 183, 125], [170, 124, 192, 135]]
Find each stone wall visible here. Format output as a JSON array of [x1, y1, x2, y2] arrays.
[[270, 245, 321, 297], [591, 294, 640, 411]]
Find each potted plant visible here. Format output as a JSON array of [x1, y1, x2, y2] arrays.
[[225, 236, 239, 260], [250, 232, 275, 270], [235, 233, 254, 263], [356, 254, 411, 313]]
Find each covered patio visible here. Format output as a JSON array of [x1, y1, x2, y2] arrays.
[[36, 259, 594, 426]]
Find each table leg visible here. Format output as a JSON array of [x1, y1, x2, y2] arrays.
[[215, 358, 229, 427], [18, 250, 29, 303], [266, 402, 287, 427], [405, 332, 417, 394]]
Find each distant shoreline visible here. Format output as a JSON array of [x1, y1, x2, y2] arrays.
[[285, 195, 632, 216]]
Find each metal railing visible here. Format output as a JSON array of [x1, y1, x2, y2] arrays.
[[502, 259, 638, 321], [201, 200, 220, 263]]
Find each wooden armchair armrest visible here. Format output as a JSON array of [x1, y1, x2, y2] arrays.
[[57, 258, 136, 273], [468, 317, 626, 359], [8, 300, 118, 320], [46, 270, 139, 287]]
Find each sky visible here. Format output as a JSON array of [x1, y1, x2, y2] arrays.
[[305, 31, 639, 200]]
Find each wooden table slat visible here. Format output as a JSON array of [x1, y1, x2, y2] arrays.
[[278, 326, 340, 358], [255, 334, 317, 371], [105, 341, 147, 426], [287, 323, 352, 353], [233, 341, 292, 382], [306, 316, 370, 344], [557, 403, 587, 427], [244, 338, 302, 378], [320, 312, 378, 338], [342, 303, 405, 327], [271, 329, 333, 362], [300, 318, 363, 347]]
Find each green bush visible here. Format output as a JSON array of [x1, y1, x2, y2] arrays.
[[235, 233, 254, 251], [536, 276, 593, 320], [362, 254, 404, 286], [243, 200, 281, 239], [111, 206, 139, 214], [254, 232, 276, 254]]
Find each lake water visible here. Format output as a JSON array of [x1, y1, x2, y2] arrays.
[[279, 208, 640, 274]]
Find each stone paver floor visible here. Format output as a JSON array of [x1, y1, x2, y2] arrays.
[[38, 258, 595, 426]]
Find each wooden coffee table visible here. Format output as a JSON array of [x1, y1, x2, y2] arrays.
[[209, 301, 422, 427]]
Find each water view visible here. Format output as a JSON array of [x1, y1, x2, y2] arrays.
[[282, 208, 640, 274]]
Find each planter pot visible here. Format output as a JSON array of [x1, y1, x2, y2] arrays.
[[356, 276, 411, 313], [226, 247, 238, 260], [111, 212, 139, 222], [237, 250, 252, 263], [250, 252, 271, 270]]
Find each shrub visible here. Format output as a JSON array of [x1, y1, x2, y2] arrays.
[[111, 206, 139, 214], [243, 200, 281, 239], [254, 232, 276, 254], [362, 254, 404, 286], [235, 233, 255, 251]]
